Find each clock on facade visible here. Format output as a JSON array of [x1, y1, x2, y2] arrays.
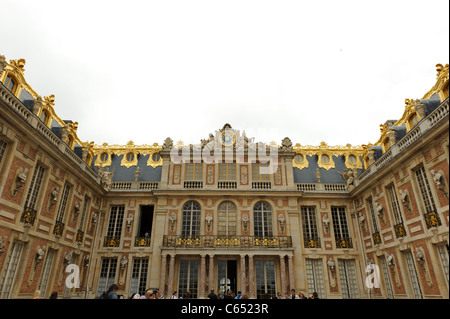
[[220, 131, 236, 147]]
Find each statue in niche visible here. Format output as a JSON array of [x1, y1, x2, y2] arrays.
[[49, 187, 59, 211], [278, 214, 286, 233], [205, 213, 213, 233], [242, 214, 249, 233], [240, 166, 248, 184], [207, 166, 214, 184], [12, 168, 28, 196], [169, 212, 177, 233], [173, 165, 181, 184]]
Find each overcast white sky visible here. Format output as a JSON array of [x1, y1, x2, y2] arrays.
[[1, 0, 449, 147]]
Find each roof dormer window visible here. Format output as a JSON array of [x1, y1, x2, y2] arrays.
[[3, 74, 17, 93]]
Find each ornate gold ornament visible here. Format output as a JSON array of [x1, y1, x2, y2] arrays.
[[292, 142, 366, 171], [92, 141, 162, 168]]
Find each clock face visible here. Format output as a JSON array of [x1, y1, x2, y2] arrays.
[[220, 131, 236, 146]]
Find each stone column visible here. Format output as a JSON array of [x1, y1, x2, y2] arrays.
[[167, 254, 176, 296], [209, 254, 215, 294], [288, 255, 295, 291], [248, 254, 255, 299], [240, 254, 247, 295], [200, 254, 206, 298], [280, 255, 287, 295], [159, 254, 167, 297]]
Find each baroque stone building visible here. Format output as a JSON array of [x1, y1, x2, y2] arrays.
[[0, 54, 448, 299]]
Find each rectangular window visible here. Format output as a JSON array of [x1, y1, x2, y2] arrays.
[[0, 139, 7, 164], [366, 197, 380, 233], [56, 183, 71, 222], [305, 259, 326, 299], [97, 258, 117, 297], [106, 206, 125, 239], [78, 196, 90, 231], [386, 185, 403, 225], [403, 250, 423, 299], [338, 259, 360, 299], [178, 259, 199, 298], [252, 163, 270, 181], [218, 163, 236, 181], [255, 260, 276, 299], [414, 166, 437, 214], [379, 256, 394, 299], [38, 248, 55, 296], [24, 164, 45, 210], [0, 241, 24, 299], [301, 206, 320, 248], [130, 258, 149, 296], [331, 207, 352, 248], [185, 163, 202, 181], [437, 244, 449, 287]]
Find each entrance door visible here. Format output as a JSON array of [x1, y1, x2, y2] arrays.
[[218, 260, 237, 297]]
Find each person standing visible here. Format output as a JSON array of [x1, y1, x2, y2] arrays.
[[101, 284, 119, 299], [208, 289, 218, 299], [290, 289, 299, 299]]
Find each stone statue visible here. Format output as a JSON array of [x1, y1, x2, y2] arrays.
[[322, 214, 330, 233], [338, 168, 357, 191], [48, 187, 59, 210], [12, 168, 28, 196], [386, 253, 395, 267], [327, 258, 336, 272], [315, 168, 321, 183], [416, 248, 425, 265], [278, 214, 286, 233], [134, 167, 141, 181], [169, 212, 177, 233], [205, 213, 213, 233], [120, 256, 128, 273], [35, 246, 46, 263], [242, 214, 249, 233], [399, 189, 412, 213], [126, 213, 133, 233], [98, 167, 114, 191]]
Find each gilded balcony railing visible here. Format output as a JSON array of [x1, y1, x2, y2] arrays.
[[394, 222, 407, 238], [135, 236, 151, 247], [163, 235, 293, 248], [335, 237, 353, 249], [104, 236, 121, 247], [304, 237, 321, 248], [424, 211, 442, 229], [20, 208, 37, 226], [53, 220, 65, 237], [76, 230, 84, 243], [372, 232, 382, 245]]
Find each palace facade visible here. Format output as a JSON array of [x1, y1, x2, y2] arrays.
[[0, 54, 448, 299]]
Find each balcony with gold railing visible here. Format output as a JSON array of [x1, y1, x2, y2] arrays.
[[162, 235, 293, 249]]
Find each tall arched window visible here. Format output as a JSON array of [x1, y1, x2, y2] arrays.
[[182, 201, 201, 236], [253, 201, 273, 237], [218, 201, 237, 235]]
